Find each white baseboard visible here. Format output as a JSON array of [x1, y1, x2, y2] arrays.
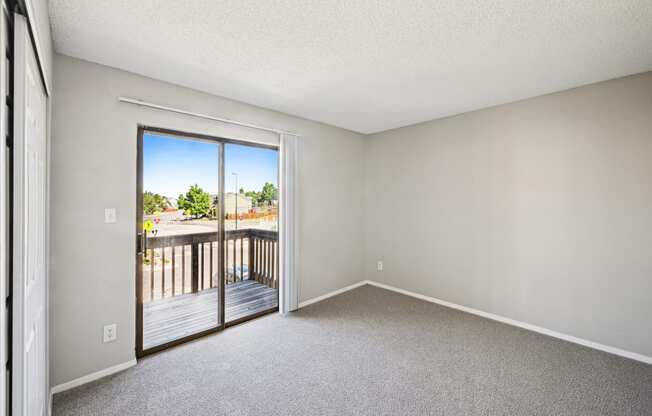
[[365, 280, 652, 365], [47, 277, 649, 409], [50, 358, 137, 395], [298, 280, 368, 308]]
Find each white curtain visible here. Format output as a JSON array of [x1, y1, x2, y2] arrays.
[[279, 133, 299, 313]]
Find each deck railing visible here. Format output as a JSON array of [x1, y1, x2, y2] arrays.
[[143, 229, 278, 302]]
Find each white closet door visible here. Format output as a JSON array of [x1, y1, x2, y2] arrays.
[[12, 14, 48, 416]]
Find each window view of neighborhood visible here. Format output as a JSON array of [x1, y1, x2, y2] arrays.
[[143, 135, 278, 237], [143, 184, 278, 236]]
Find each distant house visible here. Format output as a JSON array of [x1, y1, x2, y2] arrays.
[[144, 209, 184, 222], [224, 193, 252, 215]]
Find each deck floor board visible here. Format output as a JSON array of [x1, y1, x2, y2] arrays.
[[143, 280, 278, 349]]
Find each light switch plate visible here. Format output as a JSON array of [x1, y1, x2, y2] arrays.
[[104, 208, 117, 223], [377, 261, 383, 271], [103, 324, 117, 343]]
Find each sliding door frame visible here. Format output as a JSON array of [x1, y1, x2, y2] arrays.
[[135, 125, 279, 358]]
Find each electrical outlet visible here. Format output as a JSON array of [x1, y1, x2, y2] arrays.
[[104, 208, 117, 223], [103, 324, 117, 343], [377, 261, 383, 271]]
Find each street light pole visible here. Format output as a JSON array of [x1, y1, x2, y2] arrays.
[[232, 172, 238, 230]]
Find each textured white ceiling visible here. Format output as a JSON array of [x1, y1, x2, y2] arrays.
[[49, 1, 652, 134]]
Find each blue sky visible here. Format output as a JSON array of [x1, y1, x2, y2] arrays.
[[143, 133, 278, 197]]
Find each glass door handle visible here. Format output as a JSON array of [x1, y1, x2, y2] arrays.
[[137, 232, 147, 255]]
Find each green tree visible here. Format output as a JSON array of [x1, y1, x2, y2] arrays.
[[143, 191, 169, 215], [177, 184, 211, 218], [239, 187, 245, 194], [245, 190, 260, 207], [260, 182, 278, 206]]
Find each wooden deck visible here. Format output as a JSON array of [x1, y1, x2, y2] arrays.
[[143, 280, 278, 349]]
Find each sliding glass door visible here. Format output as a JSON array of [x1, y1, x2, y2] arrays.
[[224, 143, 279, 324], [137, 129, 223, 355], [136, 127, 279, 357]]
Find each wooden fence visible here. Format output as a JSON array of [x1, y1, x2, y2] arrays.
[[142, 229, 278, 302]]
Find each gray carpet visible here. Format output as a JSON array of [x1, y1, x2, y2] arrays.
[[53, 285, 652, 415]]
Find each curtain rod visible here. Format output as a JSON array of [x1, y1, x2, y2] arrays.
[[118, 96, 297, 136]]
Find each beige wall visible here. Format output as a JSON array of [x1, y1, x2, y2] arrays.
[[51, 51, 652, 387], [364, 72, 652, 357], [50, 54, 365, 386]]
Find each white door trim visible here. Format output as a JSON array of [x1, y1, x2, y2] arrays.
[[22, 0, 51, 96], [0, 9, 8, 416]]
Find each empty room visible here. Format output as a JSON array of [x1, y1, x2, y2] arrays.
[[0, 1, 650, 415]]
